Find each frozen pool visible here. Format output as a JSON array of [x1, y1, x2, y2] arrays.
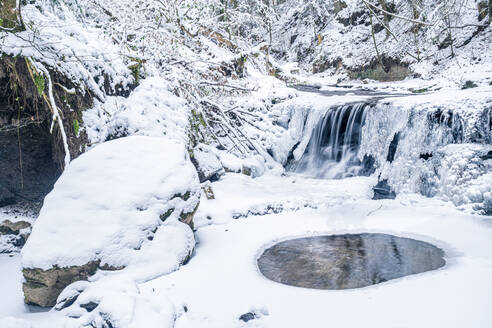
[[257, 233, 445, 289]]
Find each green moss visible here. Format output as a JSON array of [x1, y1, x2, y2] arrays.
[[0, 0, 21, 30], [189, 109, 208, 146], [235, 55, 247, 77], [73, 119, 80, 136], [409, 87, 429, 94], [127, 58, 145, 85], [33, 74, 45, 96], [349, 64, 409, 82]]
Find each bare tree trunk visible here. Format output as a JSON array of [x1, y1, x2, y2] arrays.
[[367, 7, 383, 68], [410, 0, 421, 61], [489, 0, 492, 24], [446, 15, 455, 57], [377, 0, 391, 38]]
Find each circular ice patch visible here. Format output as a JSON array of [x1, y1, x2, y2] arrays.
[[257, 233, 445, 289]]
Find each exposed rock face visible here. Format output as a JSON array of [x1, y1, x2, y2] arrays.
[[0, 219, 30, 235], [22, 262, 99, 307], [0, 219, 32, 252], [348, 61, 410, 82], [373, 179, 397, 200], [312, 54, 410, 81], [0, 56, 92, 205], [21, 136, 200, 307]]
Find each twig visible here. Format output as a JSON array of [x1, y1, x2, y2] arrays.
[[367, 204, 383, 216], [198, 81, 256, 92]]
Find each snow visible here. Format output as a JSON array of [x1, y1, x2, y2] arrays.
[[147, 173, 492, 328], [84, 77, 190, 145], [2, 172, 492, 327], [0, 2, 133, 99], [217, 152, 243, 173], [274, 0, 492, 88], [58, 275, 176, 328], [0, 1, 491, 327], [22, 136, 199, 270]]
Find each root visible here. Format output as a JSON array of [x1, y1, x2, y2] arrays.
[[25, 58, 71, 167]]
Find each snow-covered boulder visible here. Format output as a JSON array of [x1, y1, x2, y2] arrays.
[[21, 136, 200, 307], [242, 156, 266, 178], [0, 219, 31, 253], [54, 275, 176, 328], [218, 152, 243, 173], [191, 144, 225, 182]]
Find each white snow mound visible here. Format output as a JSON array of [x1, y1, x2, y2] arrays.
[[22, 136, 200, 270]]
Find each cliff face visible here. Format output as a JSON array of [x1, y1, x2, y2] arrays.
[[0, 57, 92, 205]]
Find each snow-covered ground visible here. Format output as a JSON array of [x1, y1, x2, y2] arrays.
[[2, 172, 492, 327], [1, 1, 491, 327]]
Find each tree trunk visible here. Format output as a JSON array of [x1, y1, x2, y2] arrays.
[[489, 0, 492, 24], [377, 0, 391, 38]]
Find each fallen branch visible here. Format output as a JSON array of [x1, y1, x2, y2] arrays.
[[361, 0, 433, 26], [198, 81, 256, 92]]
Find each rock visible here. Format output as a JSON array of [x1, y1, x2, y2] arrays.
[[56, 275, 176, 327], [21, 136, 200, 307], [239, 312, 257, 322], [242, 156, 266, 178], [80, 301, 99, 312], [0, 56, 92, 205], [387, 132, 401, 163], [191, 144, 225, 182], [201, 183, 215, 200], [0, 219, 32, 252], [23, 261, 99, 307], [0, 220, 31, 235], [462, 80, 478, 89], [373, 179, 396, 200], [218, 152, 243, 173], [54, 281, 90, 311], [481, 151, 492, 160]]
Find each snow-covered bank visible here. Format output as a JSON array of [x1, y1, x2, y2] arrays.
[[146, 173, 492, 328], [2, 172, 492, 327]]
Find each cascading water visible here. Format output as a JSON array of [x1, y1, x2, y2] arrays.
[[280, 91, 490, 214], [291, 103, 371, 179]]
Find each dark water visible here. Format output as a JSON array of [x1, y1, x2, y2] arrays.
[[257, 233, 445, 290], [292, 84, 410, 97]]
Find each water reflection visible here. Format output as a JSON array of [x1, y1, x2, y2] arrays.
[[257, 233, 445, 289]]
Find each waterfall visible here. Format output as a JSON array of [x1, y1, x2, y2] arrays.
[[280, 92, 490, 214], [291, 103, 370, 179]]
